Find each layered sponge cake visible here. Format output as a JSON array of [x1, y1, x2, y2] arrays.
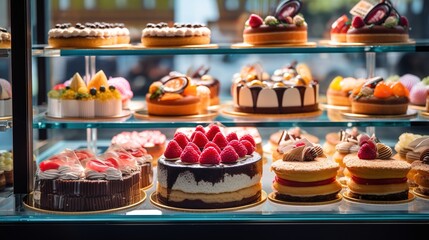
[[156, 124, 263, 209]]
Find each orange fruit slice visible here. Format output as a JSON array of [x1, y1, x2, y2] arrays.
[[296, 63, 312, 85], [374, 82, 393, 98]]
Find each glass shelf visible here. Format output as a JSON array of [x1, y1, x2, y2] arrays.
[[31, 39, 429, 57], [0, 118, 12, 131], [0, 48, 10, 57], [32, 104, 428, 130]]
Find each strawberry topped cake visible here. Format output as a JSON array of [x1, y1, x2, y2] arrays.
[[344, 135, 411, 201], [156, 124, 263, 209], [330, 15, 351, 43], [243, 0, 307, 45]]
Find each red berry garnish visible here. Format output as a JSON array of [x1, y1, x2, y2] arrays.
[[192, 131, 209, 149], [180, 146, 200, 164], [358, 134, 370, 146], [399, 16, 409, 27], [351, 16, 365, 28], [226, 132, 239, 142], [212, 132, 228, 149], [174, 131, 190, 141], [240, 140, 255, 155], [220, 146, 239, 163], [127, 148, 146, 158], [239, 134, 256, 147], [195, 125, 206, 134], [199, 147, 221, 164], [340, 23, 350, 33], [174, 132, 189, 149], [206, 125, 222, 141], [228, 140, 247, 158], [39, 161, 60, 172], [204, 141, 221, 153], [186, 142, 201, 154], [331, 14, 349, 33], [295, 142, 306, 148], [105, 157, 120, 168], [248, 14, 263, 28], [164, 140, 182, 159], [358, 143, 377, 160]]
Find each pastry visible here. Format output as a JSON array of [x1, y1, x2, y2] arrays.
[[409, 76, 429, 106], [269, 127, 319, 157], [141, 22, 211, 47], [350, 76, 409, 115], [346, 2, 410, 43], [156, 124, 263, 209], [111, 130, 167, 166], [0, 27, 11, 48], [146, 74, 209, 116], [107, 77, 133, 109], [393, 133, 428, 162], [411, 154, 429, 196], [232, 61, 319, 114], [332, 129, 362, 185], [399, 74, 420, 92], [326, 76, 365, 106], [48, 22, 130, 48], [330, 15, 350, 43], [34, 149, 143, 211], [0, 151, 13, 186], [243, 0, 307, 45], [271, 130, 341, 202], [344, 136, 411, 201], [0, 79, 12, 117]]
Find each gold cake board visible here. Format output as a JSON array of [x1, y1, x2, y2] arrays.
[[342, 191, 415, 205], [150, 190, 267, 212]]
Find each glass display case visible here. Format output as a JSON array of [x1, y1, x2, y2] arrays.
[[2, 0, 429, 236]]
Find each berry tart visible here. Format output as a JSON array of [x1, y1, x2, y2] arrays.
[[156, 124, 263, 209], [346, 2, 410, 44], [326, 76, 365, 107], [350, 76, 409, 115], [243, 0, 307, 45], [344, 136, 411, 201], [141, 22, 211, 47], [271, 130, 341, 202], [330, 15, 351, 43], [0, 27, 11, 48]]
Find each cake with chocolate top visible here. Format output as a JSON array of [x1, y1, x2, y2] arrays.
[[156, 124, 263, 209], [271, 130, 341, 202]]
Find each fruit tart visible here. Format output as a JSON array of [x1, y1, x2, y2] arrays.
[[350, 76, 409, 115], [327, 76, 365, 106], [243, 0, 307, 45]]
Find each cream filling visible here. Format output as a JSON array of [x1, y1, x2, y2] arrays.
[[347, 178, 408, 195], [272, 181, 341, 197]]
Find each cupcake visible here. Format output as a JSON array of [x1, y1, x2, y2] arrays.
[[0, 78, 12, 117], [69, 73, 95, 118], [409, 76, 429, 106], [88, 70, 122, 117], [60, 86, 79, 117]]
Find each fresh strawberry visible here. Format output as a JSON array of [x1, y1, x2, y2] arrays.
[[220, 146, 239, 163], [364, 139, 377, 152], [174, 132, 189, 149], [189, 131, 197, 141], [164, 140, 182, 159], [206, 125, 221, 141], [192, 131, 209, 149], [351, 16, 365, 29], [180, 146, 200, 164], [39, 161, 60, 171], [240, 140, 255, 155], [195, 125, 206, 134], [358, 143, 377, 160], [174, 131, 190, 141], [228, 140, 247, 158], [127, 148, 146, 158], [239, 134, 256, 147], [212, 132, 228, 149], [105, 157, 120, 168], [358, 134, 370, 146], [399, 16, 409, 27], [199, 147, 221, 164], [204, 141, 221, 153], [186, 142, 201, 154], [226, 132, 239, 142], [248, 14, 263, 28], [295, 142, 306, 148]]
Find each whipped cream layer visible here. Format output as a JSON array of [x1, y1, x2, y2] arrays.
[[142, 27, 211, 38]]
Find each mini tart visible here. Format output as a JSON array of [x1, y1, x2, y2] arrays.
[[326, 89, 351, 106], [351, 95, 409, 115], [243, 25, 307, 45], [346, 25, 409, 43], [145, 94, 200, 116]]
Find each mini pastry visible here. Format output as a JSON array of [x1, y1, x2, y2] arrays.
[[333, 129, 362, 185], [346, 2, 410, 43], [344, 136, 411, 201], [399, 74, 420, 92], [393, 133, 428, 162], [108, 77, 133, 109], [269, 127, 319, 156], [88, 70, 122, 117], [0, 27, 11, 48], [271, 130, 341, 202], [412, 153, 429, 196], [350, 76, 409, 115], [0, 79, 12, 117], [330, 15, 350, 43], [409, 76, 429, 106], [243, 0, 307, 45], [141, 22, 211, 47], [326, 76, 365, 106]]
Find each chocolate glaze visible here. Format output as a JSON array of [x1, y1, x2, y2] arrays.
[[157, 153, 262, 197]]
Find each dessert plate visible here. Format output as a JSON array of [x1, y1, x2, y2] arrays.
[[341, 109, 418, 120], [231, 42, 316, 48], [23, 190, 146, 215], [268, 192, 342, 206], [220, 104, 323, 119], [133, 108, 218, 121], [45, 110, 132, 122], [342, 191, 415, 204], [319, 39, 416, 47], [150, 191, 267, 212], [412, 188, 429, 200]]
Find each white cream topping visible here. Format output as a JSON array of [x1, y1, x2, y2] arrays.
[[85, 167, 122, 180], [142, 27, 211, 38], [38, 165, 84, 180], [48, 27, 125, 38]]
